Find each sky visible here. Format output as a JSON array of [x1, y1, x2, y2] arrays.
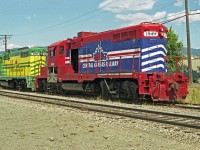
[[0, 0, 200, 51]]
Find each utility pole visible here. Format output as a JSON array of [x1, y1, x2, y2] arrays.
[[185, 0, 193, 83], [0, 35, 13, 52]]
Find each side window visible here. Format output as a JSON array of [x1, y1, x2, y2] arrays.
[[59, 46, 64, 54], [48, 67, 53, 73], [48, 46, 56, 57], [50, 50, 55, 56]]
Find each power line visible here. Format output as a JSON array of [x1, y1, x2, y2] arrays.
[[107, 9, 199, 30], [161, 12, 200, 24], [20, 8, 109, 35], [152, 11, 186, 23], [14, 0, 120, 36], [14, 0, 157, 36], [161, 14, 186, 24], [9, 1, 200, 39], [189, 12, 200, 15], [67, 0, 161, 32]]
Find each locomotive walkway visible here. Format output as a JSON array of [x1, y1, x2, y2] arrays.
[[0, 90, 199, 130]]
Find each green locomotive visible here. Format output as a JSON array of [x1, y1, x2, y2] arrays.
[[0, 47, 47, 90]]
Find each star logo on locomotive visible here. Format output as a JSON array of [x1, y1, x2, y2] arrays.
[[93, 44, 107, 62]]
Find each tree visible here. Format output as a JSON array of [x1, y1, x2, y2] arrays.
[[167, 27, 183, 72]]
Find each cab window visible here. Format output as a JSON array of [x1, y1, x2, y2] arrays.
[[48, 67, 53, 73], [49, 46, 56, 57], [59, 46, 64, 54], [50, 50, 55, 56], [48, 67, 58, 74]]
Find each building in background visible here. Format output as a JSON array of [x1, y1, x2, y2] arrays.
[[183, 57, 200, 71]]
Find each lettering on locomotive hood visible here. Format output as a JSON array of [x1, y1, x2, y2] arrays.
[[82, 61, 119, 68]]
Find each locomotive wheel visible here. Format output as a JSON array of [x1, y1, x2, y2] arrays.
[[57, 83, 64, 94], [21, 80, 27, 91], [38, 80, 47, 92], [128, 81, 139, 103], [131, 82, 139, 99], [100, 80, 111, 100], [123, 81, 138, 100], [16, 81, 21, 91]]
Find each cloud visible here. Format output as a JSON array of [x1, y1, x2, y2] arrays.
[[167, 10, 200, 24], [116, 13, 150, 25], [174, 0, 184, 6], [99, 0, 157, 13], [0, 44, 21, 51], [153, 11, 167, 21], [115, 11, 166, 26]]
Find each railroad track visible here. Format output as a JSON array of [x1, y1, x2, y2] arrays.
[[155, 103, 200, 111], [0, 90, 200, 130]]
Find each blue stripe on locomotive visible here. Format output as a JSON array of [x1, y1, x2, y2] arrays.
[[78, 37, 167, 74]]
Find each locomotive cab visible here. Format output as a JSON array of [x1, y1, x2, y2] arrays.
[[44, 39, 81, 93], [46, 40, 68, 93]]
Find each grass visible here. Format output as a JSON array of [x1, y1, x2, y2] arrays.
[[184, 83, 200, 105]]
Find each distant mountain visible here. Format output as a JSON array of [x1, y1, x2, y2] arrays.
[[183, 47, 200, 57]]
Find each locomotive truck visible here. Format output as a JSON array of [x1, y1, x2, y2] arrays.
[[35, 22, 188, 102]]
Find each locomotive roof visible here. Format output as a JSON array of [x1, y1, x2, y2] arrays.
[[1, 47, 46, 55], [82, 22, 167, 43]]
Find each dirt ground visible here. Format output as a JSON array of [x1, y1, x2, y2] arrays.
[[0, 98, 199, 150]]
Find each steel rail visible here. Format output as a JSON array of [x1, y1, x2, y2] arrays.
[[155, 103, 200, 110]]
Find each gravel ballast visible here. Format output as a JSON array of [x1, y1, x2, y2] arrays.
[[0, 95, 199, 150]]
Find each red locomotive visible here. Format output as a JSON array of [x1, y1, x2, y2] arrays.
[[36, 23, 188, 102]]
